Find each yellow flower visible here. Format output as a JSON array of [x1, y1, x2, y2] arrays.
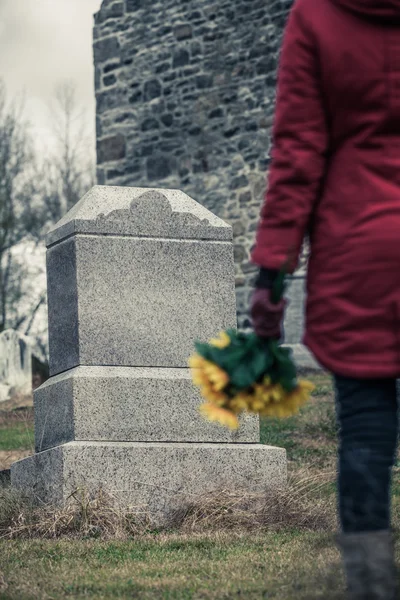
[[229, 398, 249, 413], [269, 384, 286, 403], [252, 378, 276, 402], [189, 353, 230, 393], [199, 403, 239, 430], [253, 383, 265, 398], [188, 353, 207, 369], [209, 331, 232, 349], [259, 379, 315, 418], [250, 398, 265, 412], [199, 385, 228, 406], [262, 375, 272, 386], [202, 362, 229, 391], [285, 380, 315, 403], [229, 390, 253, 413], [298, 379, 316, 395], [191, 370, 212, 387]]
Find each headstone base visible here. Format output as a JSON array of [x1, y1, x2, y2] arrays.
[[11, 441, 286, 521], [33, 365, 259, 452]]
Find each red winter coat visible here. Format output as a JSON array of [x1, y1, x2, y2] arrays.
[[250, 0, 400, 379]]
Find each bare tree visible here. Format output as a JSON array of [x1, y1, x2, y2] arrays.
[[0, 79, 95, 341], [38, 80, 95, 228], [25, 81, 95, 345], [0, 79, 45, 334]]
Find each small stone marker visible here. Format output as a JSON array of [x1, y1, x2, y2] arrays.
[[0, 330, 33, 401], [11, 186, 286, 520]]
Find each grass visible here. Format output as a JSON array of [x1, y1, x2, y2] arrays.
[[0, 404, 34, 471], [260, 371, 337, 468], [0, 422, 34, 452], [0, 532, 344, 599], [0, 402, 34, 453], [0, 369, 398, 598]]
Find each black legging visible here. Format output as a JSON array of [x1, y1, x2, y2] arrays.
[[334, 374, 399, 533]]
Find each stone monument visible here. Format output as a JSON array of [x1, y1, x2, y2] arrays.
[[0, 329, 48, 402], [11, 186, 286, 520]]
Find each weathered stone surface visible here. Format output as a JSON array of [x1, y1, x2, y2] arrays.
[[93, 36, 120, 63], [107, 2, 124, 18], [173, 24, 193, 40], [126, 0, 146, 12], [146, 155, 173, 178], [45, 187, 235, 376], [172, 49, 190, 68], [92, 0, 305, 339], [283, 277, 306, 345], [11, 442, 287, 520], [34, 366, 259, 452], [144, 79, 162, 101], [103, 74, 117, 86], [46, 238, 79, 375], [97, 134, 126, 164], [47, 234, 236, 375], [0, 384, 10, 402], [282, 344, 325, 371], [0, 330, 32, 398], [0, 329, 47, 401], [45, 186, 232, 246]]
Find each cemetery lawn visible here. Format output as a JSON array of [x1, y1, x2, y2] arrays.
[[0, 397, 34, 470], [0, 418, 34, 452], [1, 370, 400, 599], [0, 532, 344, 599]]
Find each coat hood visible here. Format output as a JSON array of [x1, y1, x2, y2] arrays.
[[333, 0, 400, 21]]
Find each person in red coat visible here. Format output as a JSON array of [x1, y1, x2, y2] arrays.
[[249, 0, 400, 598]]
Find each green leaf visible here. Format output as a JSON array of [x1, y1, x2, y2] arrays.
[[280, 377, 298, 392], [251, 348, 273, 379], [217, 348, 247, 375], [194, 341, 214, 361], [193, 327, 299, 394], [230, 363, 258, 390]]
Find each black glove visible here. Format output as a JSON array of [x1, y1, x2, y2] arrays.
[[254, 267, 280, 290]]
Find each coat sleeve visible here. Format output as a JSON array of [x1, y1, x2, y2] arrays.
[[250, 2, 329, 275]]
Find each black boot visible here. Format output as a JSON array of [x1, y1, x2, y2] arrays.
[[337, 530, 398, 600]]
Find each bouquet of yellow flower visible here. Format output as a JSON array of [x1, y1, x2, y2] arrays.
[[188, 257, 315, 430]]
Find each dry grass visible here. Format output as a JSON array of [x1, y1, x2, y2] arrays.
[[0, 467, 337, 541], [0, 393, 34, 470], [172, 468, 336, 534], [0, 391, 33, 412], [0, 449, 31, 471]]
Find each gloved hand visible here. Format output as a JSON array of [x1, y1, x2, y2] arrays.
[[250, 287, 288, 340]]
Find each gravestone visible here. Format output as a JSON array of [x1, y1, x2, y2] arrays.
[[11, 186, 286, 520], [0, 330, 48, 402], [0, 330, 32, 401]]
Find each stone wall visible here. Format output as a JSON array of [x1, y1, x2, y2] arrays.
[[93, 0, 309, 333]]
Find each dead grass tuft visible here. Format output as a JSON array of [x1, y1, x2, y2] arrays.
[[0, 392, 33, 414], [0, 468, 336, 540], [0, 486, 153, 540], [171, 467, 336, 533]]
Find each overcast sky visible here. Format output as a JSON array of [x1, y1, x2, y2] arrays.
[[0, 0, 102, 152]]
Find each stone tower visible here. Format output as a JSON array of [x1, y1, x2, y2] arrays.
[[93, 0, 311, 339]]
